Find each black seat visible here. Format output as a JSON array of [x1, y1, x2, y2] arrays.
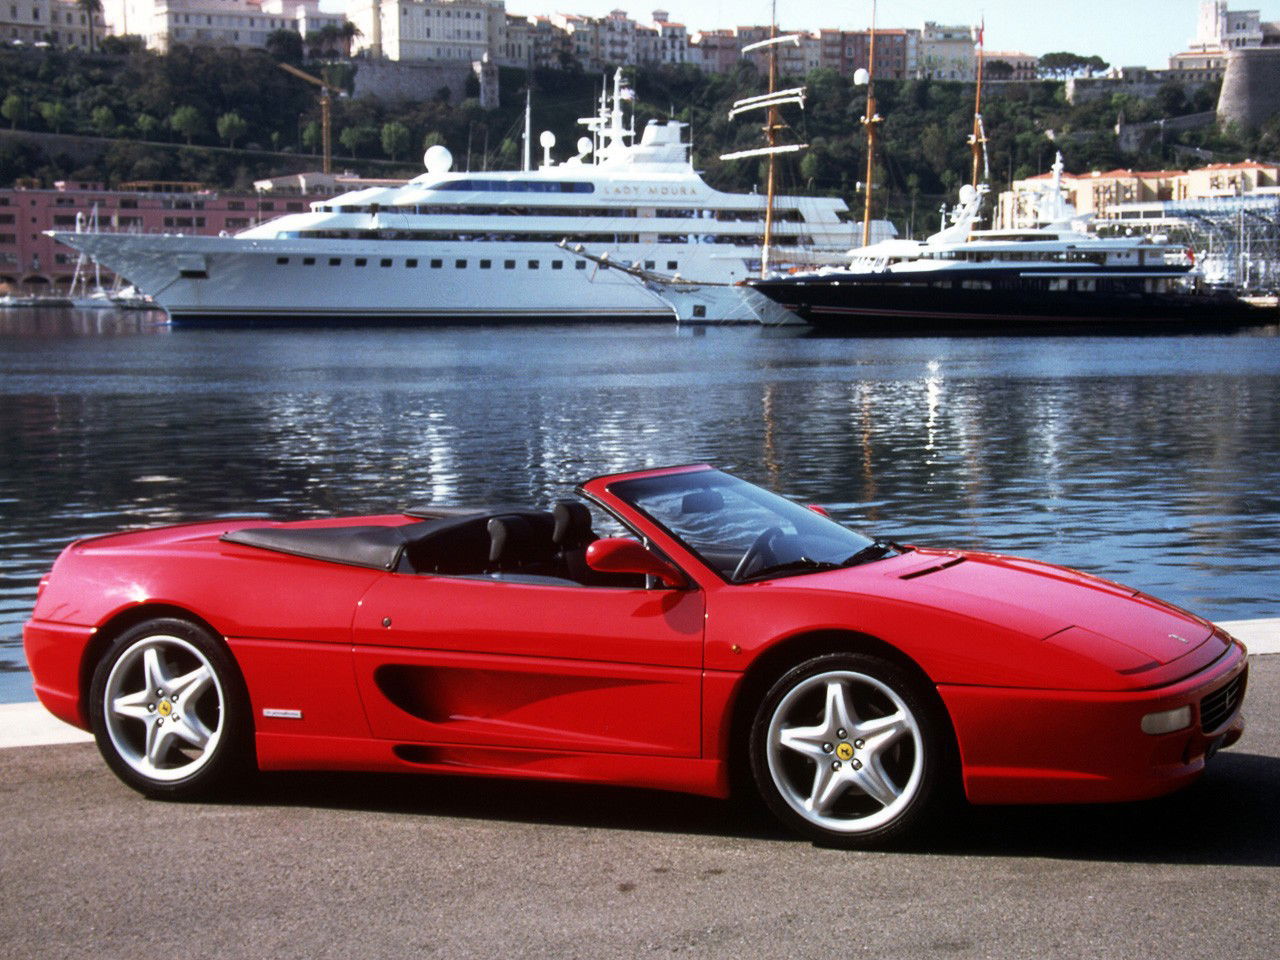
[[550, 499, 648, 587], [487, 513, 557, 574], [553, 500, 595, 549]]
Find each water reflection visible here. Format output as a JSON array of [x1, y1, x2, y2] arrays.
[[1, 312, 1278, 701]]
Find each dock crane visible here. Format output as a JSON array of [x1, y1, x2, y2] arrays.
[[276, 61, 340, 174]]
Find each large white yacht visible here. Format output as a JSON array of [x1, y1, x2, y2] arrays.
[[52, 72, 857, 325]]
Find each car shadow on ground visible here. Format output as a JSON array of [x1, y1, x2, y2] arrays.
[[250, 767, 784, 841], [245, 749, 1280, 866], [933, 751, 1280, 866]]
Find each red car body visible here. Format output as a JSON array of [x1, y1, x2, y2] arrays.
[[25, 464, 1247, 835]]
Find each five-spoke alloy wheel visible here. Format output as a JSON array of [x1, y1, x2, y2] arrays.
[[89, 618, 251, 799], [750, 653, 949, 847]]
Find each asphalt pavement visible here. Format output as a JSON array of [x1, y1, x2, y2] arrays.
[[2, 658, 1277, 960]]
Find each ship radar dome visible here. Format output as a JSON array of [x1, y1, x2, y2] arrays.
[[424, 145, 453, 174]]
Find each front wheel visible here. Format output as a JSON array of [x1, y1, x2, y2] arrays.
[[749, 653, 951, 848], [88, 618, 253, 799]]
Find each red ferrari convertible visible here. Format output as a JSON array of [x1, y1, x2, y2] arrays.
[[25, 465, 1247, 847]]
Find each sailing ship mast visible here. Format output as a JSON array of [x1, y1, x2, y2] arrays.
[[968, 20, 990, 188], [720, 1, 808, 278], [860, 0, 882, 247]]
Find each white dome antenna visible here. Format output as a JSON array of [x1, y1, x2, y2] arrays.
[[539, 130, 556, 167], [424, 144, 453, 174]]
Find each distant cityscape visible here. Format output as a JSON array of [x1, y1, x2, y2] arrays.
[[2, 1, 1278, 295], [4, 0, 1279, 84]]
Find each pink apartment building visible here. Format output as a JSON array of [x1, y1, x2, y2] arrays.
[[0, 179, 324, 292]]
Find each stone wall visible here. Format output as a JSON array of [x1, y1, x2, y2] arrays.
[[1218, 46, 1280, 129], [353, 59, 486, 105], [1066, 71, 1216, 105], [1116, 111, 1216, 153]]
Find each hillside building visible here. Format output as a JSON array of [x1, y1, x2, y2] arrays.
[[920, 22, 976, 80], [1168, 1, 1280, 75], [102, 0, 344, 52], [983, 50, 1038, 82], [997, 160, 1280, 226], [689, 28, 739, 73], [347, 0, 505, 63], [0, 179, 330, 293], [1, 0, 105, 48]]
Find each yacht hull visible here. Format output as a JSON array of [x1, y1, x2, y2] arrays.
[[752, 271, 1279, 334], [50, 233, 760, 325]]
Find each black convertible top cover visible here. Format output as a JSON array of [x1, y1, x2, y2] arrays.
[[221, 522, 430, 571], [221, 506, 554, 573]]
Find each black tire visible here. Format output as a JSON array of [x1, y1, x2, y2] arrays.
[[748, 652, 952, 848], [88, 617, 253, 799]]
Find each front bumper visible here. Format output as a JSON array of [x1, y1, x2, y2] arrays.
[[940, 639, 1248, 805]]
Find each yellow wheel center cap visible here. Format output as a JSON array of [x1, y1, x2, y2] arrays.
[[158, 700, 172, 717], [835, 742, 854, 761]]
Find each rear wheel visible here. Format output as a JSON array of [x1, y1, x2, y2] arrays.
[[749, 653, 949, 847], [88, 618, 252, 799]]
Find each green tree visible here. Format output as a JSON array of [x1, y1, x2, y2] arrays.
[[986, 59, 1015, 81], [1, 93, 24, 130], [338, 124, 376, 158], [381, 121, 409, 160], [135, 113, 159, 139], [38, 100, 68, 133], [77, 0, 102, 54], [216, 111, 248, 148], [169, 105, 203, 144], [266, 28, 304, 63], [91, 105, 114, 137], [301, 119, 322, 153], [310, 24, 342, 59], [1039, 52, 1110, 79], [339, 21, 362, 57]]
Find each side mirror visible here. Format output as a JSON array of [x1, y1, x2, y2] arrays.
[[585, 538, 686, 588], [807, 504, 831, 517]]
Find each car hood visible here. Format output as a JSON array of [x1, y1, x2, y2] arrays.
[[900, 551, 1213, 664], [795, 549, 1215, 672]]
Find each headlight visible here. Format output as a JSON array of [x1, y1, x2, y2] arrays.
[[1141, 705, 1192, 735]]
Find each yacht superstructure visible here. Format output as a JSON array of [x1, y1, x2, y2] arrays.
[[51, 72, 856, 325]]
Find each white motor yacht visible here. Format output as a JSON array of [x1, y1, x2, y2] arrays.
[[51, 72, 857, 326]]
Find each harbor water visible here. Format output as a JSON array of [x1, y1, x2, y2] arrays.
[[1, 308, 1278, 703]]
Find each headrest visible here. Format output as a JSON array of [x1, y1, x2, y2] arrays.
[[487, 515, 534, 565], [552, 500, 593, 546], [681, 489, 724, 514]]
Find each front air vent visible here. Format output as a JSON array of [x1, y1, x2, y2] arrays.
[[1200, 670, 1247, 733], [900, 557, 966, 580]]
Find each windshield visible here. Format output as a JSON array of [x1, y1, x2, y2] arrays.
[[610, 469, 881, 582]]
